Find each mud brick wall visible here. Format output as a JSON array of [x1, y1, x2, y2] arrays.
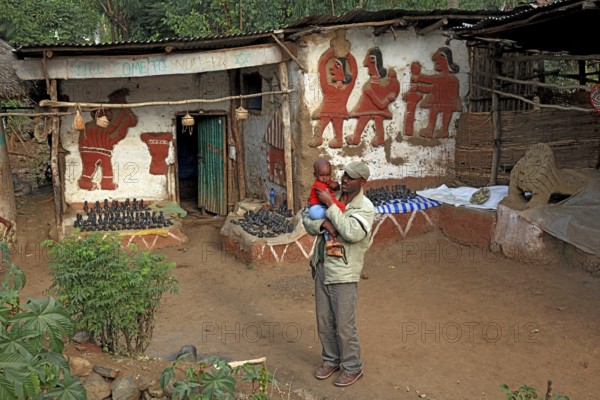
[[456, 110, 600, 186]]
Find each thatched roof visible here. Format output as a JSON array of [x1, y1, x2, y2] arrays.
[[0, 39, 27, 100]]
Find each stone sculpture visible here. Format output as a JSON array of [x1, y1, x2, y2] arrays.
[[504, 143, 591, 210]]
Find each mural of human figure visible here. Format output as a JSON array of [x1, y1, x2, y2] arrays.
[[413, 47, 462, 138], [346, 47, 400, 147], [140, 132, 173, 175], [401, 61, 423, 136], [309, 31, 357, 149], [78, 88, 138, 190]]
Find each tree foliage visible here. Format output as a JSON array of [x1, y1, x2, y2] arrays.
[[0, 0, 98, 45], [0, 0, 521, 45]]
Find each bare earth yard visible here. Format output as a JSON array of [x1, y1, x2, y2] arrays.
[[14, 189, 600, 399]]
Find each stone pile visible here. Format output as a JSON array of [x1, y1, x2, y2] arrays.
[[68, 356, 166, 400]]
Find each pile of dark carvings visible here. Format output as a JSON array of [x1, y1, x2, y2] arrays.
[[366, 184, 418, 206], [73, 199, 173, 231], [230, 206, 295, 237]]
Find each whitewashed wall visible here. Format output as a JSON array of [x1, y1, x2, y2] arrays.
[[60, 71, 230, 204], [296, 27, 468, 183], [240, 64, 290, 202]]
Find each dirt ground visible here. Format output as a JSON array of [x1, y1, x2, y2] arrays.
[[11, 188, 600, 400]]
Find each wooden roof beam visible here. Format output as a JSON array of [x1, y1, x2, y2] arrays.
[[373, 19, 405, 36], [416, 18, 448, 35]]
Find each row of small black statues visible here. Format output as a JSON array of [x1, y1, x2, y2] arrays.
[[366, 185, 418, 207], [230, 186, 417, 238], [74, 198, 173, 231], [230, 205, 295, 238]]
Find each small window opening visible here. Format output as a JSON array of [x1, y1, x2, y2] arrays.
[[243, 73, 262, 111]]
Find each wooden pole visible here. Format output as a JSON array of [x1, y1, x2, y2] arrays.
[[49, 80, 64, 240], [477, 71, 590, 92], [269, 34, 307, 72], [476, 85, 594, 113], [0, 111, 73, 117], [38, 89, 295, 110], [278, 61, 294, 212], [0, 111, 17, 244], [228, 70, 246, 201], [415, 18, 448, 36], [490, 56, 501, 186]]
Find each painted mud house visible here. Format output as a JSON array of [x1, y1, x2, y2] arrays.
[[12, 8, 507, 241], [9, 2, 599, 267]]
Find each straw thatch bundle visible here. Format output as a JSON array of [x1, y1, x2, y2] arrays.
[[0, 39, 27, 100]]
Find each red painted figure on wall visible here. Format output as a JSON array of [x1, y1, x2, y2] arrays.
[[310, 31, 357, 149], [402, 61, 423, 136], [411, 47, 462, 138], [346, 47, 400, 147], [141, 132, 173, 175], [78, 88, 138, 190]]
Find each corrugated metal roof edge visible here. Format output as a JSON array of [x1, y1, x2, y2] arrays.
[[16, 31, 276, 53], [455, 0, 599, 33], [284, 8, 506, 28], [16, 8, 507, 53]]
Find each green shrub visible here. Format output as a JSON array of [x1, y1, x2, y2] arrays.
[[43, 232, 179, 356], [500, 383, 570, 400], [0, 242, 86, 400], [161, 356, 273, 400]]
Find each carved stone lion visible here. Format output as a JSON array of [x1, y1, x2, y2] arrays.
[[504, 143, 591, 210]]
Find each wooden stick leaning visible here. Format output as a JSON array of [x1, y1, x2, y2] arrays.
[[227, 356, 267, 369]]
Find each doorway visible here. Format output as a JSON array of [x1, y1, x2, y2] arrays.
[[176, 115, 227, 215]]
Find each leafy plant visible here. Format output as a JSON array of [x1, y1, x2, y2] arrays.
[[161, 355, 273, 400], [500, 383, 570, 400], [43, 231, 179, 356], [239, 361, 272, 400], [0, 242, 86, 400]]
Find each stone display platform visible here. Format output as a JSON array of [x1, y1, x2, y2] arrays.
[[220, 205, 498, 266], [62, 199, 188, 250], [62, 214, 187, 251]]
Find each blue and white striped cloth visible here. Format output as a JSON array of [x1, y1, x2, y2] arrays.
[[374, 195, 441, 214]]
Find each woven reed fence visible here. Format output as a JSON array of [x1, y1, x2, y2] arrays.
[[456, 109, 600, 186]]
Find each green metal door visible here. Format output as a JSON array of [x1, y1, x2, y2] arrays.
[[197, 116, 226, 215]]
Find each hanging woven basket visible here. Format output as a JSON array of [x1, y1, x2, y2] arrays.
[[72, 105, 85, 131], [235, 106, 248, 121], [96, 106, 110, 128], [96, 115, 109, 128], [182, 112, 195, 127]]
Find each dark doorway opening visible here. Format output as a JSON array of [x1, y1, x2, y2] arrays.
[[176, 116, 198, 208]]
